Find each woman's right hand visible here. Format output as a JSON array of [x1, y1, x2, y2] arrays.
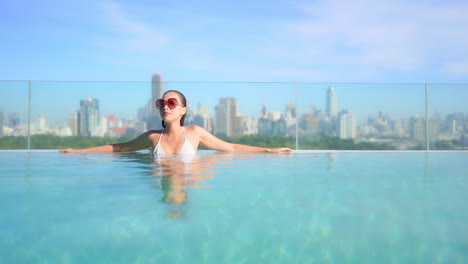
[[59, 148, 80, 153], [267, 147, 293, 153]]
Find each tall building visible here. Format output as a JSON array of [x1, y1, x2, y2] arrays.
[[243, 117, 258, 135], [79, 97, 99, 136], [215, 97, 239, 137], [152, 73, 164, 101], [284, 103, 297, 137], [148, 74, 165, 129], [38, 115, 48, 132], [193, 103, 214, 133], [428, 115, 441, 142], [444, 113, 465, 135], [338, 110, 356, 139], [389, 119, 405, 137], [410, 115, 441, 143], [367, 112, 391, 134], [410, 115, 425, 142], [68, 110, 79, 136], [326, 86, 338, 118], [0, 110, 3, 136], [184, 101, 195, 127], [300, 106, 320, 136], [9, 113, 20, 127], [258, 110, 286, 136], [233, 116, 247, 137]]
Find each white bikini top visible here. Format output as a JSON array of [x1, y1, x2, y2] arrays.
[[153, 127, 196, 156]]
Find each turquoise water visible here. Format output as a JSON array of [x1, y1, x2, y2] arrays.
[[0, 150, 467, 264]]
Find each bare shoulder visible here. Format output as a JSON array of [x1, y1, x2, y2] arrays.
[[185, 125, 207, 135], [148, 128, 163, 135], [142, 130, 162, 147], [146, 129, 163, 137]]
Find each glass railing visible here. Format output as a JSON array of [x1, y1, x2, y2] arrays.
[[1, 80, 467, 150]]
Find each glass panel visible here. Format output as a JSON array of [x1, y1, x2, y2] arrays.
[[296, 83, 426, 150], [2, 80, 466, 151], [28, 81, 150, 149], [427, 83, 468, 150], [0, 81, 29, 149]]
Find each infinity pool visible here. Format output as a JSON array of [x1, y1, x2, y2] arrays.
[[0, 150, 467, 263]]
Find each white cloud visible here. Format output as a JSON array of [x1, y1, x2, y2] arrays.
[[100, 1, 171, 54], [91, 0, 468, 82], [274, 0, 468, 77], [441, 62, 468, 77]]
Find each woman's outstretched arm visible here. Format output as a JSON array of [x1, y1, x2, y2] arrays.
[[60, 131, 154, 153], [195, 126, 292, 153]]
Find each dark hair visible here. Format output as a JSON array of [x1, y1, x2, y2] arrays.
[[161, 90, 187, 128]]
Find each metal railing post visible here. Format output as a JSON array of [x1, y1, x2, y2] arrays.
[[425, 83, 429, 151], [27, 81, 31, 150], [295, 82, 299, 150]]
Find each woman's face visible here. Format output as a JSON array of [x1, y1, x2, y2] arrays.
[[159, 91, 186, 122]]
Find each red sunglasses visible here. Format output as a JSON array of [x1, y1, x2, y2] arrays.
[[155, 98, 183, 110]]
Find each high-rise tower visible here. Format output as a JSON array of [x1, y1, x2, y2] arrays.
[[215, 97, 238, 137], [9, 113, 20, 127], [338, 110, 356, 139], [193, 103, 213, 133], [0, 110, 4, 136], [79, 98, 99, 136], [68, 110, 79, 136], [326, 86, 338, 118], [148, 74, 165, 129], [151, 74, 164, 101]]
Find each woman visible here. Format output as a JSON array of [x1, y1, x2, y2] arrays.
[[60, 90, 292, 154]]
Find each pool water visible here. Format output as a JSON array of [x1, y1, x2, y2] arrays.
[[0, 150, 467, 263]]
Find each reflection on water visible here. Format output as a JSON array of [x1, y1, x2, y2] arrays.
[[152, 154, 215, 218], [114, 151, 294, 218], [327, 152, 337, 170], [120, 151, 294, 209]]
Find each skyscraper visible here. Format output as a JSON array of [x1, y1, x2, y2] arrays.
[[258, 110, 286, 137], [0, 110, 3, 136], [215, 97, 239, 137], [9, 113, 20, 127], [428, 115, 441, 141], [300, 106, 320, 136], [410, 115, 441, 143], [284, 103, 297, 137], [410, 115, 425, 142], [79, 98, 99, 136], [338, 110, 356, 139], [148, 74, 165, 129], [68, 110, 79, 136], [326, 86, 338, 118], [193, 103, 214, 133], [38, 115, 48, 132]]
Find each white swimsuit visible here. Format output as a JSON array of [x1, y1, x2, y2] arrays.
[[153, 127, 196, 156]]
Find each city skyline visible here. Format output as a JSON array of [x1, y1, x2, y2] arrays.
[[2, 99, 466, 150], [1, 81, 467, 127]]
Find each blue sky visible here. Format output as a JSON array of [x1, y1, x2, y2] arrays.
[[1, 0, 468, 124]]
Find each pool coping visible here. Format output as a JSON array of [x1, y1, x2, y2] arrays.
[[0, 149, 466, 153]]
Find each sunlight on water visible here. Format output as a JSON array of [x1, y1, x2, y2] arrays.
[[0, 150, 467, 263]]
